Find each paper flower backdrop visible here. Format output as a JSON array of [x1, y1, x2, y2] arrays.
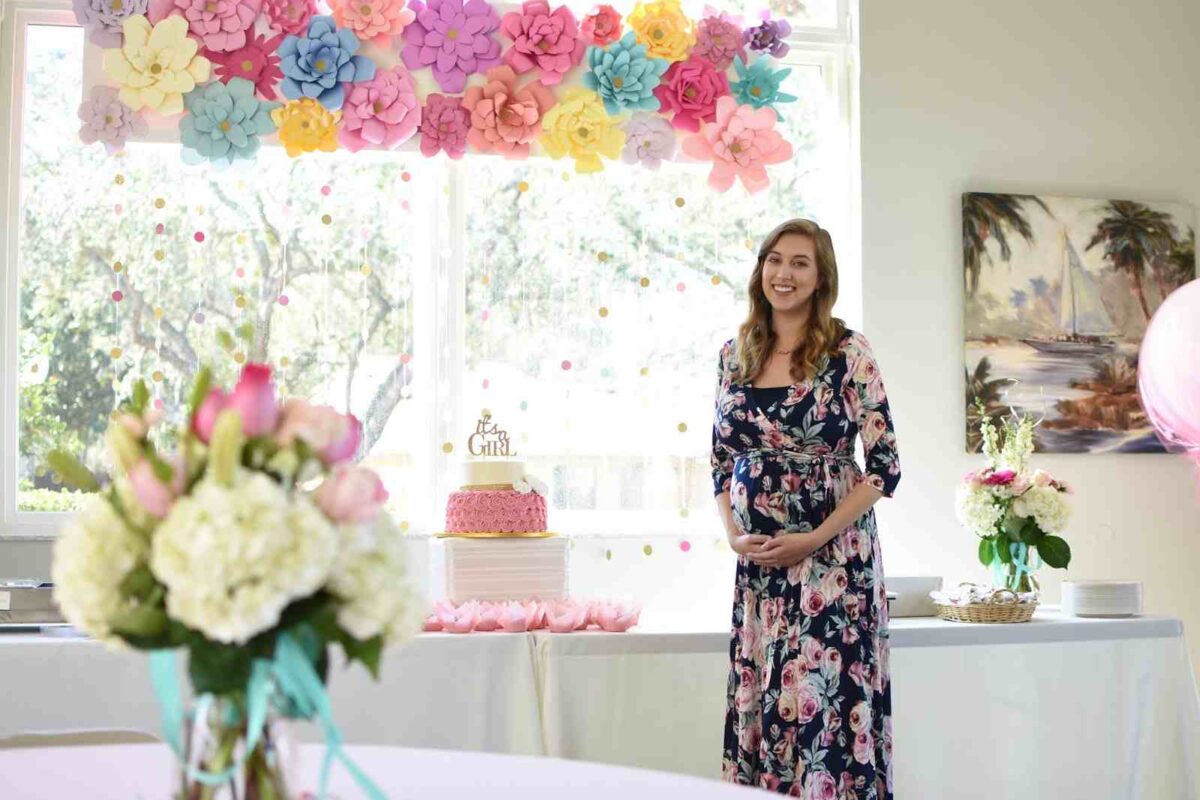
[[78, 0, 804, 192]]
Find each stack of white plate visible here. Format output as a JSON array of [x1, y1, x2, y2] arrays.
[[1061, 580, 1143, 617]]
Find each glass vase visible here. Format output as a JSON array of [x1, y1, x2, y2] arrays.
[[179, 696, 296, 800], [994, 541, 1040, 594]]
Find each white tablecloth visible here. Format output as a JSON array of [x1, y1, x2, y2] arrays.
[[2, 609, 1197, 799], [0, 743, 762, 799]]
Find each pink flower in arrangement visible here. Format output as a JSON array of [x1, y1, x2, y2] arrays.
[[262, 0, 318, 34], [693, 8, 745, 70], [191, 388, 228, 443], [983, 469, 1017, 486], [402, 0, 503, 93], [461, 65, 556, 158], [205, 32, 286, 99], [500, 0, 586, 86], [225, 363, 280, 437], [315, 465, 389, 523], [579, 4, 621, 46], [681, 96, 793, 193], [653, 54, 730, 132], [419, 93, 471, 157], [339, 66, 422, 151], [329, 0, 416, 47], [275, 398, 362, 464], [128, 457, 185, 518], [171, 0, 263, 53]]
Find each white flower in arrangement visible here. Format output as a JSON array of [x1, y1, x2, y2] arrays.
[[954, 483, 1004, 538], [329, 516, 420, 641], [513, 478, 533, 494], [51, 496, 148, 646], [1011, 485, 1071, 534], [150, 470, 338, 644]]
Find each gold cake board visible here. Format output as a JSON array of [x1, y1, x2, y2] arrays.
[[435, 531, 559, 539]]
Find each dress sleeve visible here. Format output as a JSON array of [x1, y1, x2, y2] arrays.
[[845, 332, 901, 497], [711, 342, 736, 496]]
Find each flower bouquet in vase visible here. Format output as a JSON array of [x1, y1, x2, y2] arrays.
[[50, 362, 418, 799], [956, 404, 1073, 595]]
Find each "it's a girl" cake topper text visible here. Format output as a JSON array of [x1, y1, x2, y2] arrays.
[[468, 412, 517, 458]]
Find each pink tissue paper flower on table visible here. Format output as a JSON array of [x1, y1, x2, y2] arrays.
[[462, 65, 556, 158], [402, 0, 503, 93], [262, 0, 318, 34], [330, 0, 416, 47], [339, 66, 422, 152], [204, 32, 286, 100], [168, 0, 263, 53], [315, 465, 389, 523], [681, 96, 793, 193], [444, 601, 481, 633], [419, 93, 472, 157], [592, 600, 641, 632], [579, 4, 621, 46], [500, 0, 586, 86]]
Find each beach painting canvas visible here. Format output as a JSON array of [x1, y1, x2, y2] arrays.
[[964, 192, 1196, 453]]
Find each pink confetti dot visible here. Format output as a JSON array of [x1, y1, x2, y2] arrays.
[[482, 379, 489, 389], [361, 227, 371, 240], [111, 290, 124, 302], [278, 295, 289, 306], [194, 231, 205, 243], [154, 398, 164, 410], [236, 268, 245, 278], [401, 171, 411, 182], [680, 540, 692, 552], [401, 201, 410, 211], [561, 360, 572, 371], [194, 312, 206, 324], [155, 223, 164, 234], [114, 204, 123, 215], [400, 353, 411, 364], [321, 185, 331, 196], [676, 282, 686, 292], [481, 310, 490, 322]]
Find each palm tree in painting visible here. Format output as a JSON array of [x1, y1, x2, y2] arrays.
[[1084, 201, 1178, 321], [962, 193, 1049, 297], [965, 356, 1014, 452], [1161, 226, 1196, 289]]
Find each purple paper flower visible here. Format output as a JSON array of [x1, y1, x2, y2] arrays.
[[743, 12, 790, 58], [419, 93, 471, 158], [402, 0, 502, 93], [78, 85, 148, 154], [694, 10, 745, 70], [72, 0, 149, 47], [620, 112, 675, 170]]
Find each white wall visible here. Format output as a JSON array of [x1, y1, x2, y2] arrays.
[[860, 0, 1200, 676]]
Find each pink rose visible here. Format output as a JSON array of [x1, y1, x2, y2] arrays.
[[800, 584, 826, 616], [796, 680, 822, 724], [227, 363, 280, 438], [580, 4, 620, 45], [824, 647, 843, 674], [128, 457, 184, 518], [820, 566, 848, 604], [801, 637, 825, 671], [191, 388, 228, 444], [314, 465, 389, 523], [653, 55, 729, 132], [843, 592, 861, 622], [737, 721, 761, 753], [852, 730, 874, 765], [779, 660, 799, 692], [983, 469, 1017, 486], [860, 411, 888, 450], [781, 473, 803, 493], [849, 700, 870, 734], [276, 399, 362, 465], [805, 771, 838, 800], [776, 691, 798, 722]]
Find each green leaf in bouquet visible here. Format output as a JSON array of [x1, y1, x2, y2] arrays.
[[339, 632, 383, 680], [188, 366, 213, 419], [1002, 514, 1025, 542], [1037, 535, 1071, 569], [190, 642, 257, 696], [45, 450, 100, 493], [1019, 520, 1045, 546], [111, 604, 169, 642], [994, 536, 1013, 564], [977, 536, 995, 566], [210, 409, 245, 486], [130, 380, 150, 416], [119, 563, 159, 600]]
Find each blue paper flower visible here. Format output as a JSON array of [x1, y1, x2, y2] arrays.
[[581, 31, 669, 116], [731, 57, 797, 119], [278, 15, 377, 111], [179, 78, 280, 166]]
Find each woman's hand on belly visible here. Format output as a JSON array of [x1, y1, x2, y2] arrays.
[[729, 533, 771, 557], [744, 530, 822, 568]]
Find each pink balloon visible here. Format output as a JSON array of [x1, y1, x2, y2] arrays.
[[1138, 278, 1200, 468]]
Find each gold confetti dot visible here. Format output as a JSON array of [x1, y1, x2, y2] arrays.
[[711, 275, 721, 285], [640, 366, 649, 376], [605, 549, 613, 560], [561, 171, 570, 181], [677, 422, 688, 432], [112, 261, 123, 272], [745, 238, 755, 250], [679, 508, 689, 517], [236, 233, 247, 245], [361, 264, 372, 276], [154, 249, 165, 261], [30, 364, 39, 373], [154, 197, 165, 209], [643, 544, 653, 556], [481, 275, 491, 285], [233, 352, 246, 364], [442, 442, 454, 454], [639, 277, 650, 287], [194, 206, 204, 214], [153, 307, 164, 319], [675, 197, 685, 207], [321, 214, 332, 225], [152, 370, 164, 382], [110, 347, 123, 358], [517, 181, 529, 192], [235, 296, 247, 308], [597, 251, 609, 262], [598, 306, 609, 317], [400, 521, 410, 532], [114, 174, 125, 185]]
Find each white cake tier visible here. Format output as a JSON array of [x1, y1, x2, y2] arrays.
[[460, 459, 525, 488], [443, 537, 569, 603]]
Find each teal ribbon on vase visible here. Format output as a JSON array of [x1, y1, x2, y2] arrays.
[[149, 631, 386, 800], [990, 540, 1042, 590]]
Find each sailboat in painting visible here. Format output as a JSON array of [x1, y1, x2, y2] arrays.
[[1021, 230, 1118, 355]]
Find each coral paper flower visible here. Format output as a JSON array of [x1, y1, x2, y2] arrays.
[[582, 31, 667, 115], [73, 0, 149, 48], [272, 97, 341, 156], [462, 65, 555, 158], [500, 0, 586, 86], [627, 0, 695, 63], [580, 4, 621, 46], [402, 0, 503, 93], [205, 32, 286, 100], [329, 0, 416, 48], [102, 15, 212, 116], [743, 11, 790, 58], [620, 111, 674, 169], [693, 8, 745, 69], [339, 66, 422, 151], [681, 96, 792, 193], [169, 0, 263, 53], [263, 0, 317, 35], [78, 85, 148, 153], [538, 87, 625, 173], [419, 93, 471, 158], [731, 56, 797, 118], [179, 77, 280, 165], [653, 53, 729, 132], [279, 16, 378, 111]]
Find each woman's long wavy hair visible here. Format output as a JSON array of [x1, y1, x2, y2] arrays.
[[735, 219, 846, 383]]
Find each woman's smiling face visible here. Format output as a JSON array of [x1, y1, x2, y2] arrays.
[[761, 233, 818, 315]]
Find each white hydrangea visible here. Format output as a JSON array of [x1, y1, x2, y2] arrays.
[[1012, 485, 1070, 534], [151, 470, 337, 644], [955, 483, 1003, 538], [328, 515, 421, 643], [52, 496, 148, 646]]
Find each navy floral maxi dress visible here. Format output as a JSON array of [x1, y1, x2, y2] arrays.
[[714, 330, 901, 799]]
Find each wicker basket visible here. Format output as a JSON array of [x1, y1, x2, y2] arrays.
[[934, 593, 1037, 624]]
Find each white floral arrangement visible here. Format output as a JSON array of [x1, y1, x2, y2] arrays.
[[512, 474, 548, 496]]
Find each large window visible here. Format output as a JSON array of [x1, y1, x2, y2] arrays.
[[1, 0, 858, 542]]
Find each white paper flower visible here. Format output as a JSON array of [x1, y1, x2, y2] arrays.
[[513, 478, 532, 494], [527, 475, 548, 496], [52, 496, 148, 645], [150, 470, 337, 644], [328, 515, 421, 642]]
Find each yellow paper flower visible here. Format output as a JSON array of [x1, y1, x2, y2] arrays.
[[628, 0, 695, 63], [101, 15, 211, 116], [538, 88, 625, 174], [272, 98, 341, 157]]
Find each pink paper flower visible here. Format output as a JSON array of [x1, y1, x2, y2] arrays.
[[653, 54, 729, 132], [402, 0, 502, 93], [263, 0, 318, 34], [339, 66, 422, 152], [681, 96, 793, 193], [329, 0, 416, 47], [226, 363, 280, 437], [580, 4, 621, 46], [592, 600, 641, 631], [500, 0, 585, 86], [693, 8, 745, 70], [205, 31, 286, 99], [461, 65, 556, 158], [315, 465, 389, 523], [172, 0, 263, 53], [419, 93, 471, 157]]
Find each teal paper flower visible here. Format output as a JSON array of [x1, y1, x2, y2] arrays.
[[180, 78, 280, 166], [731, 56, 796, 119], [582, 31, 668, 116]]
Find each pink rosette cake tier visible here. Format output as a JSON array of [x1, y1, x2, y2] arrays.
[[445, 489, 547, 534]]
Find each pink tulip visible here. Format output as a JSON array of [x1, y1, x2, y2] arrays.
[[227, 363, 280, 438], [191, 388, 228, 444], [314, 465, 389, 523], [276, 399, 362, 465], [128, 457, 185, 519]]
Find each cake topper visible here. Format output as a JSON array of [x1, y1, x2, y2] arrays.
[[468, 411, 517, 458]]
